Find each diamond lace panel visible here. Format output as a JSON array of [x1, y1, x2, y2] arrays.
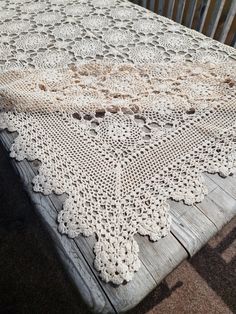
[[1, 61, 236, 284]]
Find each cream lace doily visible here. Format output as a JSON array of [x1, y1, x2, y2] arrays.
[[0, 0, 236, 284]]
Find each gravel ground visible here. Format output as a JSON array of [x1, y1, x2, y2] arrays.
[[0, 142, 235, 314]]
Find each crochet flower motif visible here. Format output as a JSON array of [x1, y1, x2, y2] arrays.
[[97, 114, 142, 149]]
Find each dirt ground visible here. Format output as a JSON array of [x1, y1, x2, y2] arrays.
[[0, 142, 235, 314]]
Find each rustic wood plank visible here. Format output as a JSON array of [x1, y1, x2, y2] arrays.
[[196, 179, 236, 230], [167, 0, 175, 19], [167, 169, 236, 257], [137, 233, 187, 281], [169, 199, 218, 256], [142, 0, 147, 9], [202, 174, 218, 193], [219, 0, 236, 43], [157, 0, 165, 15], [175, 0, 186, 24], [233, 34, 236, 47], [206, 0, 226, 38], [149, 0, 155, 12], [169, 172, 236, 256], [154, 0, 158, 14], [199, 0, 211, 33], [184, 0, 198, 28], [206, 173, 236, 200]]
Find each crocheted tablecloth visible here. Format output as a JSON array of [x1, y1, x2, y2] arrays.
[[0, 0, 236, 284]]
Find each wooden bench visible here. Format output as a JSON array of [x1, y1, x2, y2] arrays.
[[1, 129, 236, 313], [131, 0, 236, 47]]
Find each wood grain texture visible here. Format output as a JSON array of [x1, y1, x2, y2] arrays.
[[206, 173, 236, 200], [219, 0, 236, 43], [149, 0, 155, 12], [197, 174, 236, 230], [167, 0, 175, 19], [137, 233, 187, 281], [184, 0, 198, 28], [199, 0, 211, 32], [170, 200, 218, 256], [206, 0, 226, 38], [154, 0, 158, 13], [202, 174, 218, 193], [157, 0, 164, 15], [169, 172, 236, 256], [175, 0, 186, 24]]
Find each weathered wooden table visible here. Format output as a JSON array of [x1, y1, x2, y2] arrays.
[[1, 0, 236, 312], [1, 130, 236, 313]]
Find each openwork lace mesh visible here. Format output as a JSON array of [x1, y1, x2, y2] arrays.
[[0, 0, 236, 284]]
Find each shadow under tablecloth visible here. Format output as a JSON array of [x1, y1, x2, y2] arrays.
[[0, 142, 90, 314]]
